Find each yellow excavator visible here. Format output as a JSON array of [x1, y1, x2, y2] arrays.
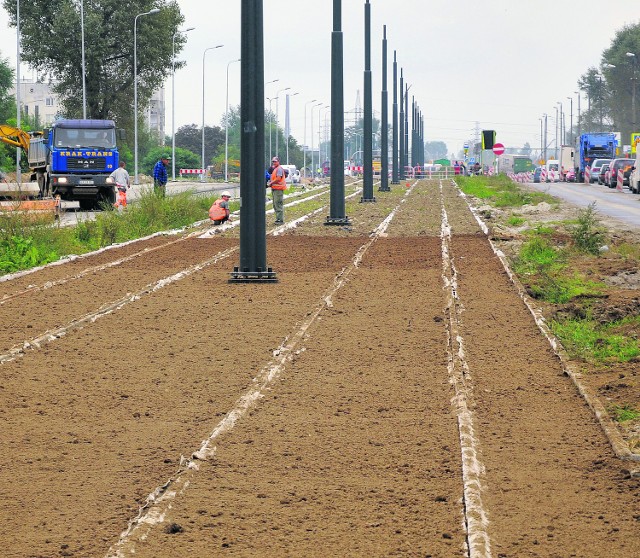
[[0, 125, 59, 217], [0, 123, 32, 153]]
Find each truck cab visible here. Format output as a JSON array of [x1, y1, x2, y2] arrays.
[[30, 119, 120, 209]]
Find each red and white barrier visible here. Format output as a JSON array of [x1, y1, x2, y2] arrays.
[[180, 169, 205, 175], [617, 169, 624, 191], [541, 169, 547, 182], [584, 167, 591, 184], [548, 169, 558, 182]]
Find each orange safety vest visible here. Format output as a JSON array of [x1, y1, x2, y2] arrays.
[[270, 165, 287, 190], [209, 198, 229, 221]]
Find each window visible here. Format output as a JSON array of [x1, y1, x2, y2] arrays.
[[45, 97, 54, 107]]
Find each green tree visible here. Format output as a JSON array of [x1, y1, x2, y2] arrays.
[[142, 146, 199, 177], [174, 123, 224, 165], [424, 141, 448, 162], [2, 0, 184, 147]]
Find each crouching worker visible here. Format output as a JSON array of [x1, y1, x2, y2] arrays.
[[209, 190, 232, 225]]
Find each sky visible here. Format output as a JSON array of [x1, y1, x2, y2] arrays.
[[0, 1, 638, 158]]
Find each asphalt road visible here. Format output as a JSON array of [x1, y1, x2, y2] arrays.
[[526, 179, 640, 228]]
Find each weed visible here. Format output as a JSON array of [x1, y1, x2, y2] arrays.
[[507, 215, 525, 226], [551, 317, 640, 363], [610, 405, 640, 422], [570, 203, 605, 255], [0, 235, 58, 273]]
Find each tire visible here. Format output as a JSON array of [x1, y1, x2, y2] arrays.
[[79, 199, 94, 211], [36, 173, 49, 198]]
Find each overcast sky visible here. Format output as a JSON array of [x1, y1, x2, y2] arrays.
[[1, 1, 638, 157]]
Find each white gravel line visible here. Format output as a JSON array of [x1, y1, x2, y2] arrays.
[[105, 184, 412, 557], [453, 179, 640, 463], [440, 181, 493, 558]]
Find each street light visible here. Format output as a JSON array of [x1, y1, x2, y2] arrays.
[[16, 0, 21, 185], [567, 96, 573, 145], [574, 91, 581, 139], [285, 92, 299, 164], [202, 44, 224, 181], [310, 102, 323, 178], [80, 0, 86, 118], [319, 105, 330, 167], [274, 86, 290, 158], [171, 26, 195, 181], [134, 8, 160, 185], [225, 58, 241, 183], [626, 52, 637, 131], [303, 98, 317, 177], [599, 63, 616, 132]]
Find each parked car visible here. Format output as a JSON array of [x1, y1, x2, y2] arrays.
[[598, 163, 610, 185], [605, 158, 635, 188], [565, 169, 576, 182], [589, 158, 611, 183], [532, 167, 542, 183]]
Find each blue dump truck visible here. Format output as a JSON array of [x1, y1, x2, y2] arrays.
[[575, 133, 617, 182], [28, 119, 120, 209]]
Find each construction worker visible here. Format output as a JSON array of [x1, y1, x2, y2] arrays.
[[267, 156, 286, 224], [109, 161, 130, 211], [209, 190, 232, 225]]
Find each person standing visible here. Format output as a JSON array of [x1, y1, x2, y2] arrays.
[[153, 154, 170, 197], [267, 156, 287, 224], [109, 160, 130, 210], [209, 190, 232, 225]]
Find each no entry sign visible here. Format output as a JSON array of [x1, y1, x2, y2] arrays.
[[492, 143, 505, 156]]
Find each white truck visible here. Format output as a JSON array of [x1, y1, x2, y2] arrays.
[[559, 145, 575, 181]]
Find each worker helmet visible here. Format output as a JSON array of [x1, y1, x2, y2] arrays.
[[221, 190, 231, 198]]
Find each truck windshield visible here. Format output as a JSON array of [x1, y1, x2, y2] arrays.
[[54, 128, 116, 149]]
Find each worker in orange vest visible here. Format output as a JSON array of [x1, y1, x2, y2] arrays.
[[209, 190, 232, 225], [267, 156, 287, 224]]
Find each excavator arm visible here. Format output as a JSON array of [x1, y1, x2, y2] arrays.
[[0, 124, 31, 152]]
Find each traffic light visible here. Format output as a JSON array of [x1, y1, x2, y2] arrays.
[[482, 130, 496, 150]]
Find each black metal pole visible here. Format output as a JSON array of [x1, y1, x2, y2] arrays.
[[326, 0, 350, 225], [399, 68, 405, 181], [404, 83, 409, 176], [361, 0, 375, 202], [391, 51, 398, 184], [230, 0, 276, 283], [379, 25, 389, 192]]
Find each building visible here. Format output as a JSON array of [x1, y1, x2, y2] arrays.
[[11, 78, 60, 128], [10, 78, 166, 143]]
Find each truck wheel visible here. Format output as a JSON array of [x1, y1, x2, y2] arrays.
[[98, 187, 116, 209], [36, 173, 49, 198], [79, 199, 94, 211]]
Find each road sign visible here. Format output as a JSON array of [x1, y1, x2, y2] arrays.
[[492, 143, 505, 156]]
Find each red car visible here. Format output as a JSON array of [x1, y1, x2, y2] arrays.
[[565, 169, 576, 182]]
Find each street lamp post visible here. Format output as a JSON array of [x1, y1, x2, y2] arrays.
[[303, 98, 316, 177], [599, 63, 616, 132], [16, 0, 21, 185], [310, 102, 323, 178], [567, 96, 573, 145], [274, 86, 290, 158], [319, 105, 330, 168], [224, 58, 241, 183], [172, 27, 195, 181], [575, 91, 581, 139], [80, 0, 87, 118], [285, 92, 299, 164], [626, 53, 637, 132], [202, 44, 224, 181], [134, 8, 160, 185]]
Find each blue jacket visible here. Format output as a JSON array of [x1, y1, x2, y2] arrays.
[[153, 160, 168, 184]]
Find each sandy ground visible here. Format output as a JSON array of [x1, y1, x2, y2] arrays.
[[0, 180, 638, 557]]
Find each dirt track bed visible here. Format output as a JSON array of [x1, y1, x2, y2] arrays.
[[0, 180, 638, 557]]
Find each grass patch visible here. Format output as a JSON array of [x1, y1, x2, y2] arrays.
[[507, 215, 525, 226], [551, 316, 640, 363], [0, 189, 220, 275], [457, 175, 555, 208], [610, 405, 640, 423]]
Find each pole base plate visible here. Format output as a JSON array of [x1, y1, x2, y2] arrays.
[[324, 216, 352, 226], [229, 267, 278, 283]]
